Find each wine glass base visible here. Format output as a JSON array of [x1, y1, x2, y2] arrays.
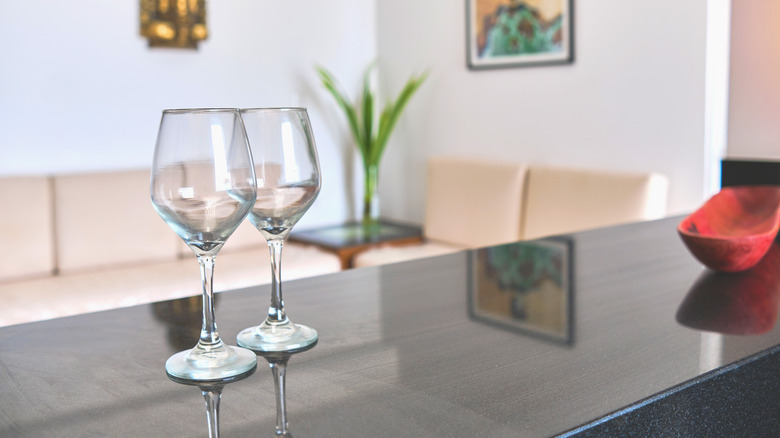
[[165, 345, 258, 382], [237, 321, 318, 353]]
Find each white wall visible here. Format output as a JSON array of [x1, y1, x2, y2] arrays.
[[727, 0, 780, 160], [1, 0, 718, 229], [0, 0, 376, 229], [374, 0, 709, 222]]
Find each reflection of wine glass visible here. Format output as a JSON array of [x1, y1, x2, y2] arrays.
[[237, 108, 321, 352], [168, 367, 256, 438], [152, 295, 214, 352], [151, 108, 258, 380], [259, 342, 317, 438]]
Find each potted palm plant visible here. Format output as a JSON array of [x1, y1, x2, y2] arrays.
[[316, 63, 427, 227]]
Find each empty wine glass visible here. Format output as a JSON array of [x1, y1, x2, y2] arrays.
[[237, 107, 321, 352], [151, 108, 258, 380]]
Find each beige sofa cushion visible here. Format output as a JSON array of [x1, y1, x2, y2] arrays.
[[54, 169, 180, 273], [0, 256, 201, 327], [353, 157, 528, 268], [352, 241, 465, 268], [217, 243, 342, 290], [424, 156, 528, 247], [521, 165, 669, 240], [0, 176, 55, 281], [0, 243, 341, 327]]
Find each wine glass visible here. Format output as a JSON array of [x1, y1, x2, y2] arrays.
[[151, 108, 258, 380], [237, 107, 321, 352]]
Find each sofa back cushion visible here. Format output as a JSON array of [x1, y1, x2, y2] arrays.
[[0, 176, 56, 281], [424, 156, 528, 248], [521, 165, 669, 240], [54, 169, 180, 273]]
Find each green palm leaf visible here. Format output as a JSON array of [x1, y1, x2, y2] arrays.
[[360, 64, 375, 167], [315, 66, 364, 155], [372, 71, 428, 166], [317, 63, 427, 168]]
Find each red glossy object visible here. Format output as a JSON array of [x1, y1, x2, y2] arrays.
[[676, 243, 780, 335], [677, 186, 780, 272]]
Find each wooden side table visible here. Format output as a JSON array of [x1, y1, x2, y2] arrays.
[[289, 219, 423, 269]]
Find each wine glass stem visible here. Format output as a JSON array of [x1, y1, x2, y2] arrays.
[[269, 357, 290, 436], [267, 239, 288, 324], [198, 255, 222, 346], [201, 387, 222, 438]]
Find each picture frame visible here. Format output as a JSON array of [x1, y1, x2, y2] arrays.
[[466, 0, 574, 69], [468, 237, 574, 345]]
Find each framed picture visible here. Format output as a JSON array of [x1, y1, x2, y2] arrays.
[[466, 0, 574, 69], [468, 237, 574, 344]]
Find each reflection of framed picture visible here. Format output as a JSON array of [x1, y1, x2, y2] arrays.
[[468, 237, 574, 344], [466, 0, 574, 69]]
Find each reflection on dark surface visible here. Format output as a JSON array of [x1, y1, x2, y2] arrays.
[[152, 294, 219, 350], [255, 342, 318, 438], [677, 243, 780, 335], [468, 237, 575, 345], [167, 366, 256, 438], [153, 293, 317, 437], [160, 293, 258, 437]]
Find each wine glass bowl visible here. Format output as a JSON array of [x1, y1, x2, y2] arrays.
[[237, 107, 321, 352], [152, 162, 256, 254], [151, 108, 258, 380]]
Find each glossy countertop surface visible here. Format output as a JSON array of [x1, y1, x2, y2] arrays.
[[1, 216, 779, 437]]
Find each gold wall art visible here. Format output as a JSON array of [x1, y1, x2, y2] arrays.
[[140, 0, 207, 49]]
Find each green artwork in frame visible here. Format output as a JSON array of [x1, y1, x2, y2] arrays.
[[467, 0, 574, 69]]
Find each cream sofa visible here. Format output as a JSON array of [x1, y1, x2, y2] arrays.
[[353, 156, 669, 268], [0, 169, 342, 327]]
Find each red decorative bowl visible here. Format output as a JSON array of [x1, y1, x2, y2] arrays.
[[677, 186, 780, 272]]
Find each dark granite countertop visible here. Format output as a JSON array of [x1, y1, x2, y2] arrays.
[[0, 216, 778, 436]]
